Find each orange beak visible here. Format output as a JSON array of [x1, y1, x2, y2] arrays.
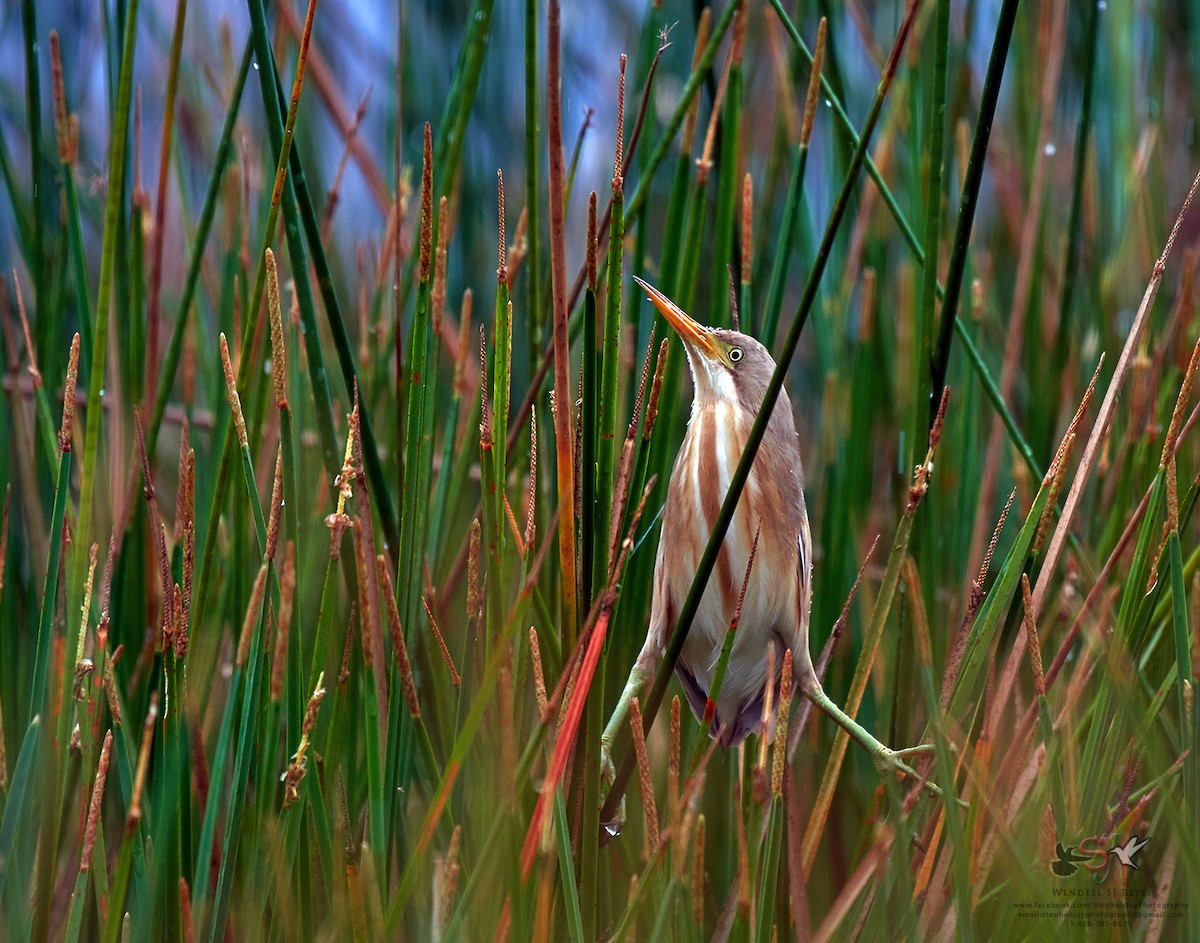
[[632, 276, 718, 359]]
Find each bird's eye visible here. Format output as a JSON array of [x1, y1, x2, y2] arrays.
[[729, 347, 744, 363]]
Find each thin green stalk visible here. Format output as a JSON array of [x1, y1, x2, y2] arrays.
[[101, 697, 157, 943], [524, 0, 542, 372], [436, 394, 483, 576], [71, 0, 141, 689], [761, 146, 808, 352], [20, 0, 43, 319], [0, 126, 31, 256], [386, 137, 436, 851], [754, 796, 784, 943], [127, 199, 147, 404], [555, 789, 586, 943], [927, 0, 1020, 424], [50, 61, 95, 379], [428, 315, 469, 566], [547, 0, 580, 647], [917, 0, 950, 444], [946, 475, 1055, 719], [191, 648, 248, 912], [1168, 528, 1191, 740], [597, 185, 624, 583], [492, 284, 512, 569], [0, 716, 39, 912], [906, 559, 974, 943], [144, 0, 189, 405], [710, 20, 744, 328], [206, 590, 270, 942], [582, 220, 599, 622], [29, 444, 69, 722], [147, 38, 252, 456], [361, 641, 385, 862], [1048, 0, 1101, 448]]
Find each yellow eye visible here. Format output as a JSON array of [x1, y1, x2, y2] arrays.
[[729, 347, 744, 363]]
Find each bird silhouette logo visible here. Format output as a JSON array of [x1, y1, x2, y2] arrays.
[[1052, 843, 1088, 877], [1051, 834, 1151, 877], [1109, 835, 1150, 870]]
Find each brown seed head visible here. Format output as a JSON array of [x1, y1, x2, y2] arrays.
[[49, 33, 79, 165], [60, 334, 80, 454], [81, 730, 113, 872], [267, 248, 289, 409], [419, 122, 433, 283], [219, 334, 247, 448], [613, 55, 626, 193], [801, 19, 828, 148]]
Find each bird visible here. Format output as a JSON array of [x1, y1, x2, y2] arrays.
[[601, 276, 939, 806]]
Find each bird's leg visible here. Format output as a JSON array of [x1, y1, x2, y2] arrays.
[[802, 679, 949, 801], [599, 660, 653, 833]]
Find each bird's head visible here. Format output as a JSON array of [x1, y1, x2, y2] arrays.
[[633, 275, 775, 412]]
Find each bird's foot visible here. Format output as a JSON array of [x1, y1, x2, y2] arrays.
[[599, 740, 625, 841], [870, 743, 966, 807], [803, 682, 965, 807]]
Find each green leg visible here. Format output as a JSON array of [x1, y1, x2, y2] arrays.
[[599, 661, 653, 832], [602, 662, 652, 750], [802, 680, 949, 801]]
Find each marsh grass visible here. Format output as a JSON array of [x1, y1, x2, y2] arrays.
[[1, 0, 1198, 940]]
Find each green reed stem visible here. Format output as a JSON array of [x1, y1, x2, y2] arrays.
[[147, 38, 252, 456], [70, 0, 140, 680], [927, 0, 1020, 425], [761, 145, 808, 352], [710, 44, 743, 329], [1048, 0, 1101, 444], [20, 0, 43, 316], [597, 188, 624, 581], [206, 599, 269, 942]]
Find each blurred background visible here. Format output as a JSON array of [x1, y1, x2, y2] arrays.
[[2, 0, 1199, 938]]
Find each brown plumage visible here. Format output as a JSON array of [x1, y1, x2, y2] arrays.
[[638, 283, 814, 744]]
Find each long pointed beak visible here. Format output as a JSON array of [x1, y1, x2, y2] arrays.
[[632, 275, 718, 358]]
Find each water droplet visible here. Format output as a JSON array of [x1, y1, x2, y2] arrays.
[[253, 61, 260, 71], [1044, 142, 1057, 156], [1097, 0, 1106, 9], [98, 388, 106, 397]]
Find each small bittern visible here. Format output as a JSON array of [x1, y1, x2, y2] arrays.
[[601, 277, 936, 802]]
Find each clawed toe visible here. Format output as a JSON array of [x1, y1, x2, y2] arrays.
[[892, 743, 936, 758], [873, 747, 966, 807], [599, 743, 626, 843]]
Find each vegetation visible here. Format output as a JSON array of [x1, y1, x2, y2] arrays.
[[0, 0, 1197, 939]]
